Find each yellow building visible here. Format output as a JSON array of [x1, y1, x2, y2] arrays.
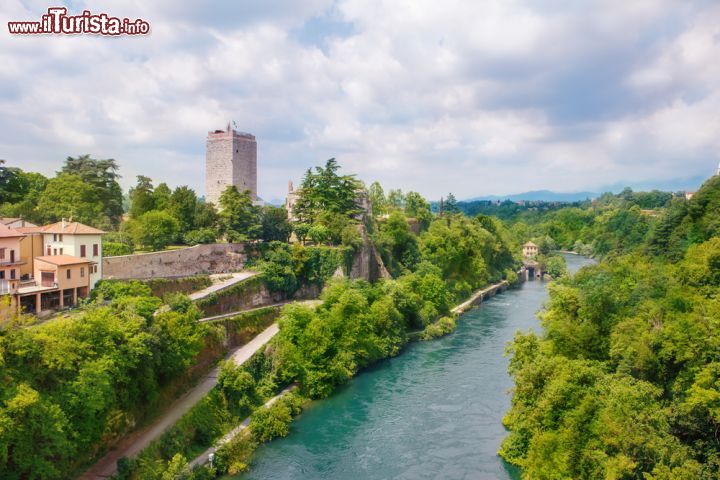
[[522, 241, 539, 258]]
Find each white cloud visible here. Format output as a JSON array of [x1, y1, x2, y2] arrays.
[[1, 0, 719, 202]]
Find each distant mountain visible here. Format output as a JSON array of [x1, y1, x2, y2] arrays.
[[464, 190, 598, 203]]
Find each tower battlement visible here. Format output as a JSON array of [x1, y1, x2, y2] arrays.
[[205, 123, 257, 206]]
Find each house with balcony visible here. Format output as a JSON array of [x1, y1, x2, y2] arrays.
[[0, 219, 103, 319], [0, 223, 25, 311], [15, 255, 92, 315], [40, 220, 105, 289]]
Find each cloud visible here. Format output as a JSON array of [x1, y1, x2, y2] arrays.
[[1, 0, 719, 202]]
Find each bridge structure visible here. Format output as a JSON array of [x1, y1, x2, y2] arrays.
[[522, 260, 542, 280]]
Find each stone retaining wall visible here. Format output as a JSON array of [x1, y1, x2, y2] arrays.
[[102, 243, 247, 280]]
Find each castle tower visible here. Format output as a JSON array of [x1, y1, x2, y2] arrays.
[[205, 123, 257, 206]]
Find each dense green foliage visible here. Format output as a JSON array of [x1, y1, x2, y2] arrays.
[[274, 210, 518, 399], [251, 242, 349, 297], [121, 344, 291, 480], [0, 285, 212, 479], [249, 394, 303, 443], [0, 156, 124, 229], [274, 280, 409, 398], [501, 177, 720, 479], [291, 159, 365, 246]]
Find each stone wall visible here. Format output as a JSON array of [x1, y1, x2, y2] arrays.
[[349, 225, 392, 282], [195, 275, 321, 318], [102, 243, 247, 280]]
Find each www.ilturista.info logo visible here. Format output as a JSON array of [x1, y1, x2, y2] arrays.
[[8, 7, 150, 35]]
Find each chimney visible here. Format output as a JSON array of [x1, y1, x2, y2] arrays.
[[61, 218, 66, 229], [288, 180, 294, 193]]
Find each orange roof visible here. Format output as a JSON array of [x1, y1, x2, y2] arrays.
[[0, 223, 25, 238], [14, 226, 45, 234], [34, 255, 91, 266], [41, 221, 105, 235]]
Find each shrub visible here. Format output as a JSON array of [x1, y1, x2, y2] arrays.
[[249, 394, 302, 443], [184, 228, 217, 245], [421, 316, 457, 340], [213, 433, 258, 475], [103, 241, 133, 256], [90, 279, 152, 301]]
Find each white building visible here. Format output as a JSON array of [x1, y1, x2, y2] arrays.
[[41, 221, 105, 289]]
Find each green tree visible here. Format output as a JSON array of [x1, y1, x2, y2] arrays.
[[404, 191, 432, 229], [128, 210, 179, 250], [129, 175, 155, 219], [168, 186, 198, 234], [293, 159, 363, 223], [194, 201, 219, 229], [259, 206, 292, 242], [0, 166, 48, 223], [152, 182, 172, 211], [218, 186, 260, 242], [368, 181, 387, 216], [61, 155, 124, 226], [444, 193, 460, 214], [387, 189, 405, 209], [36, 174, 105, 226]]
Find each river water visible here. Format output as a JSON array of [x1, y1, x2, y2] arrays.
[[238, 254, 594, 480]]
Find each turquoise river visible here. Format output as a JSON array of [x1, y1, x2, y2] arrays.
[[238, 254, 594, 480]]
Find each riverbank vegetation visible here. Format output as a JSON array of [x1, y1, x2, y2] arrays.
[[122, 169, 521, 478], [1, 155, 522, 479], [0, 285, 219, 479], [501, 175, 720, 479]]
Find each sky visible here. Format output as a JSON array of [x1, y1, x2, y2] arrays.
[[2, 0, 720, 203]]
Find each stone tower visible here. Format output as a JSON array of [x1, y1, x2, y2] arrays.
[[205, 123, 257, 206]]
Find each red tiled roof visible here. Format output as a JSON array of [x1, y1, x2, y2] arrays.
[[34, 255, 91, 266], [14, 226, 45, 234], [0, 223, 25, 238], [40, 221, 105, 235]]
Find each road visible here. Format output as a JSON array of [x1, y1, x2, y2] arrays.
[[188, 271, 258, 301], [79, 323, 279, 480], [198, 299, 322, 323]]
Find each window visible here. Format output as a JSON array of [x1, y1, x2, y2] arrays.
[[53, 248, 57, 255], [0, 271, 4, 279], [10, 269, 15, 280], [53, 234, 57, 242], [80, 245, 86, 257], [66, 269, 71, 279], [59, 248, 63, 255], [47, 246, 51, 255], [93, 244, 99, 256], [59, 234, 63, 241], [0, 248, 4, 260], [80, 267, 85, 278]]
